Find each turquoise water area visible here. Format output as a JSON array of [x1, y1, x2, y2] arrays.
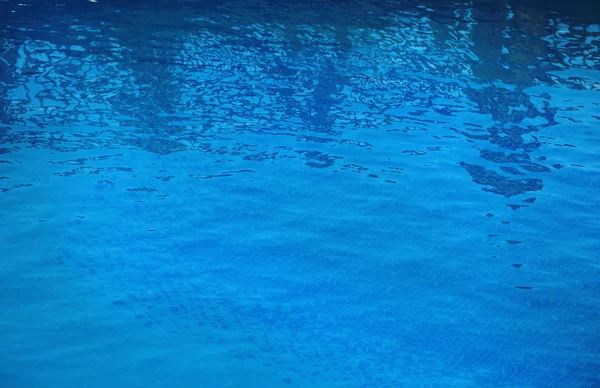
[[1, 0, 599, 387]]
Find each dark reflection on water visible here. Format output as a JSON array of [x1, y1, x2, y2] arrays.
[[1, 0, 597, 198]]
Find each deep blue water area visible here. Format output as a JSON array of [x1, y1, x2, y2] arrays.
[[1, 0, 599, 387]]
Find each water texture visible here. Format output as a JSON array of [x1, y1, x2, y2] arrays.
[[0, 0, 599, 387]]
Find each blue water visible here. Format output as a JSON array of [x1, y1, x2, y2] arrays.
[[1, 0, 599, 387]]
